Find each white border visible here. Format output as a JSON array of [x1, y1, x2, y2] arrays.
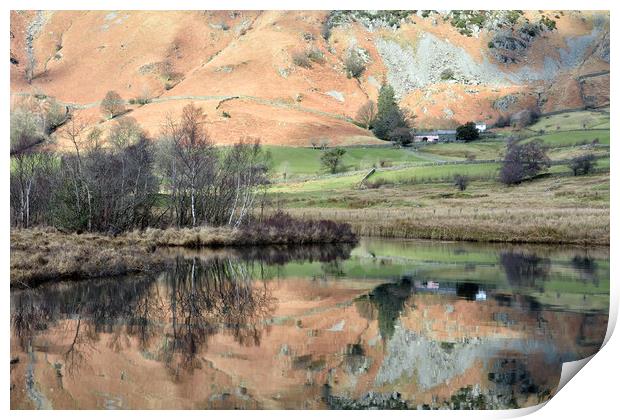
[[3, 1, 616, 419]]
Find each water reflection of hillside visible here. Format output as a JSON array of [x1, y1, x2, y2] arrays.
[[10, 240, 609, 409]]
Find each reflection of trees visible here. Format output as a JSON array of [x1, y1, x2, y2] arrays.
[[230, 243, 353, 282], [11, 289, 53, 351], [486, 357, 556, 408], [355, 277, 413, 341], [320, 260, 345, 277], [232, 243, 354, 265], [571, 254, 599, 284], [161, 256, 276, 374], [499, 251, 550, 289], [11, 275, 159, 375], [11, 257, 276, 377]]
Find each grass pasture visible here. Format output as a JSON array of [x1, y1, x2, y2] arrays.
[[268, 106, 610, 246], [418, 141, 505, 161], [367, 162, 500, 185], [265, 146, 433, 178], [529, 109, 610, 132], [280, 172, 609, 245], [522, 129, 609, 147]]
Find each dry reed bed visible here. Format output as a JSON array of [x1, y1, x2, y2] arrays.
[[10, 228, 166, 288], [285, 207, 609, 245]]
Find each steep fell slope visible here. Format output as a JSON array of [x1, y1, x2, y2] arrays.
[[10, 10, 610, 146]]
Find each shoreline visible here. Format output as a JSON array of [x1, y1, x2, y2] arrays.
[[9, 223, 358, 289], [11, 221, 609, 289], [283, 208, 609, 247]]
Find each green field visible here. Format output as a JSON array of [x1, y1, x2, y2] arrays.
[[266, 146, 433, 178], [522, 129, 609, 147], [368, 162, 500, 184], [269, 162, 504, 194], [269, 172, 366, 193], [418, 141, 505, 161], [529, 109, 610, 132]]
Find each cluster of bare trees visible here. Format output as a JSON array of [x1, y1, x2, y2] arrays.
[[53, 116, 159, 232], [159, 104, 269, 228], [10, 101, 270, 232], [10, 102, 60, 228]]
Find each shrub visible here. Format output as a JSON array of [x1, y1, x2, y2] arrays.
[[510, 108, 540, 128], [292, 50, 312, 68], [569, 154, 597, 176], [320, 147, 346, 174], [440, 68, 455, 80], [540, 15, 557, 31], [243, 211, 357, 244], [456, 122, 480, 141], [388, 127, 413, 146], [344, 50, 366, 78], [454, 174, 469, 191], [130, 96, 150, 105], [495, 115, 511, 128], [306, 47, 325, 64]]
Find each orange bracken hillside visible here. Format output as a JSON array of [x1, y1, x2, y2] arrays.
[[10, 10, 609, 146]]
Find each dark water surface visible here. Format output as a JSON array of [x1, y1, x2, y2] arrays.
[[10, 239, 609, 409]]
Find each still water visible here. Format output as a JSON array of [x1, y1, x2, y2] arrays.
[[10, 239, 609, 409]]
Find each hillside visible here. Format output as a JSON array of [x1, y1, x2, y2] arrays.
[[10, 10, 609, 146]]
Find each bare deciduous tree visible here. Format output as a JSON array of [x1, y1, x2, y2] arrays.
[[356, 100, 377, 129], [58, 115, 94, 230], [100, 90, 126, 119], [10, 104, 55, 227], [163, 103, 215, 227], [499, 139, 550, 185]]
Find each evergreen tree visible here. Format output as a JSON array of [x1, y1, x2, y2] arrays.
[[456, 121, 480, 141], [373, 81, 408, 141], [377, 82, 397, 117]]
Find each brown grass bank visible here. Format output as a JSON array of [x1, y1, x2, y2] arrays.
[[10, 214, 357, 288], [10, 228, 167, 288]]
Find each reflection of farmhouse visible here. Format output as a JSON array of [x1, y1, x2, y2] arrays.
[[414, 280, 487, 301], [413, 129, 457, 143]]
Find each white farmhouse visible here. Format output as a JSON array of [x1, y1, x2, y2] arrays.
[[475, 122, 487, 132]]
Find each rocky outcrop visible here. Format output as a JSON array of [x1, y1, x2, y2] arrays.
[[375, 34, 507, 97]]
